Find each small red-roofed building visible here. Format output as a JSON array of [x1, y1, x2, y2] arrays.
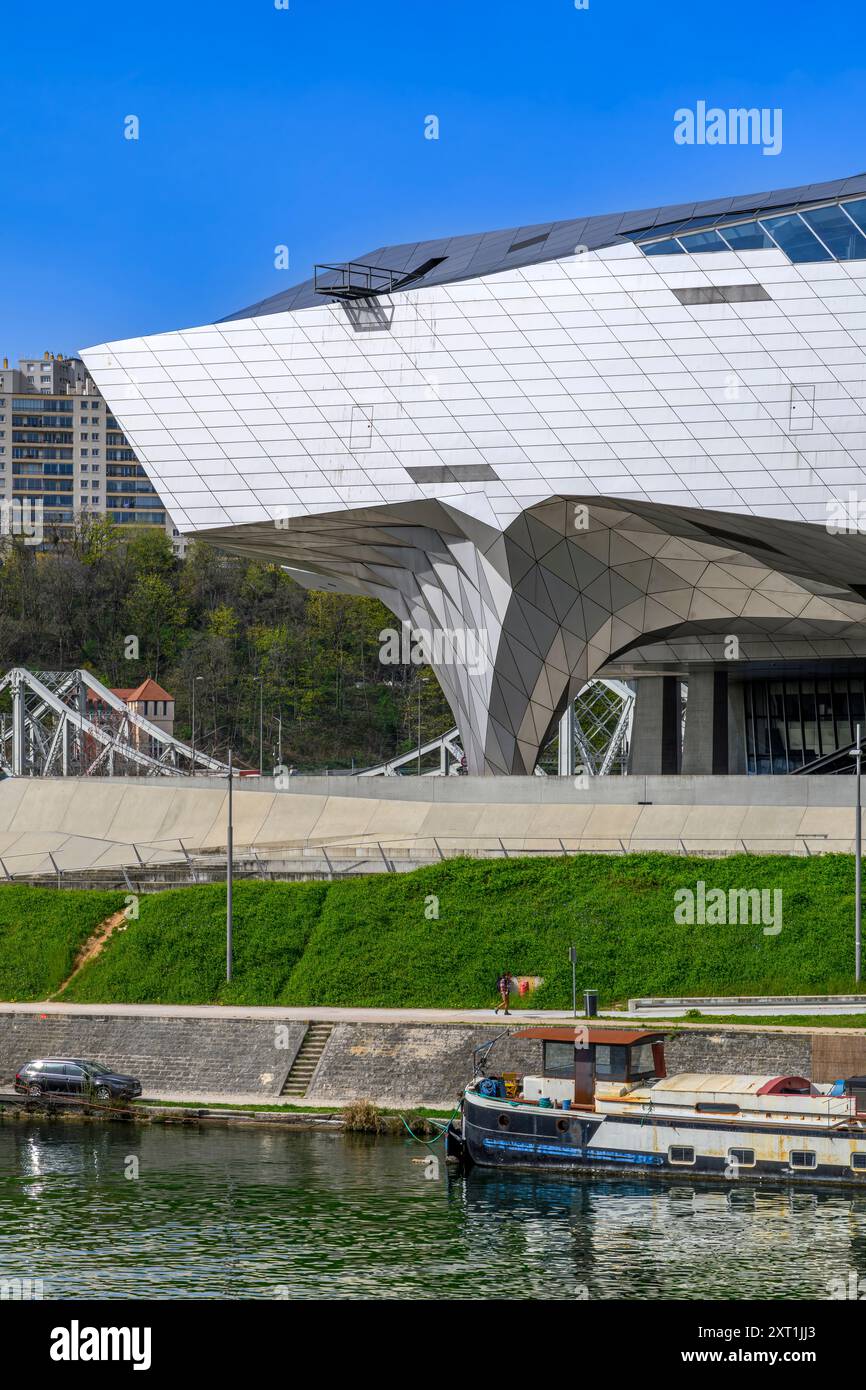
[[86, 678, 175, 758]]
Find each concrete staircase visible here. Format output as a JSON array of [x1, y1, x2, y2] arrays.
[[280, 1022, 333, 1098]]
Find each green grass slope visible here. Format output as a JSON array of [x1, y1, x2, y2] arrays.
[[0, 885, 125, 1000], [61, 880, 327, 1005], [31, 853, 866, 1009], [0, 856, 860, 1009], [281, 854, 862, 1008]]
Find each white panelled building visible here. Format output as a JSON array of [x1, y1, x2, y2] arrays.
[[83, 173, 866, 775]]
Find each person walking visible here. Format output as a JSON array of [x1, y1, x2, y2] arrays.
[[494, 971, 512, 1015]]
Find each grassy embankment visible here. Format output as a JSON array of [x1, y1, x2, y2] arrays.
[[0, 855, 864, 1013], [0, 886, 125, 1000]]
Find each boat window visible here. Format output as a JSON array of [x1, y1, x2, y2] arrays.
[[696, 1102, 740, 1114], [595, 1045, 628, 1080], [790, 1150, 817, 1169], [629, 1043, 656, 1078], [497, 1113, 510, 1129], [543, 1041, 575, 1078], [728, 1148, 756, 1167], [669, 1146, 695, 1165], [851, 1153, 866, 1171]]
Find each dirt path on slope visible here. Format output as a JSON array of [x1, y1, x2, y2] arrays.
[[51, 909, 129, 999]]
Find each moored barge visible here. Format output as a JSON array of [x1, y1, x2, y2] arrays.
[[446, 1026, 866, 1185]]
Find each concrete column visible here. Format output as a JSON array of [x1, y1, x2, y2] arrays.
[[682, 670, 747, 774], [727, 677, 747, 774], [682, 671, 716, 774], [628, 676, 681, 775]]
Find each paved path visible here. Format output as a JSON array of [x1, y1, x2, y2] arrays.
[[2, 1000, 864, 1023], [628, 1003, 866, 1018], [0, 1086, 347, 1112], [0, 1000, 582, 1024]]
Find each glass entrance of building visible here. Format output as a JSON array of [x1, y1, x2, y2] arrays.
[[744, 677, 866, 774]]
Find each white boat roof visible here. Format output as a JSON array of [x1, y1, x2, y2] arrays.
[[655, 1074, 784, 1095]]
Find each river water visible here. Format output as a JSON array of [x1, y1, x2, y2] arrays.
[[0, 1119, 863, 1300]]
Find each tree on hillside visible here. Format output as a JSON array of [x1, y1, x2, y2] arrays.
[[0, 533, 454, 770]]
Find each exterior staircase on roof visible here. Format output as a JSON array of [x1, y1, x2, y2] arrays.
[[280, 1022, 333, 1098]]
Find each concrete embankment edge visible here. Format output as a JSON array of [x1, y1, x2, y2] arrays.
[[1, 1007, 865, 1108]]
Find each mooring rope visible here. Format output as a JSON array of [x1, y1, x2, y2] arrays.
[[399, 1104, 461, 1146]]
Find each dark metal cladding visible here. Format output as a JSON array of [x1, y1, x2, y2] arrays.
[[221, 172, 866, 321]]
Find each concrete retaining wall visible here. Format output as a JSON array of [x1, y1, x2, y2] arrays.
[[306, 1025, 822, 1106], [0, 1011, 306, 1098], [665, 1029, 813, 1079], [0, 772, 861, 875], [305, 1024, 542, 1108], [1, 1008, 863, 1106]]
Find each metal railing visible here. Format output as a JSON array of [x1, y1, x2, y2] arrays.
[[313, 262, 412, 299], [0, 830, 846, 891]]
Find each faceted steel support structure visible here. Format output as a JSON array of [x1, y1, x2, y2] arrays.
[[83, 172, 866, 773]]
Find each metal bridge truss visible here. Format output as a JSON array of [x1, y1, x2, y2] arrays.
[[360, 680, 636, 777], [0, 667, 229, 777], [358, 727, 466, 777], [561, 678, 635, 778]]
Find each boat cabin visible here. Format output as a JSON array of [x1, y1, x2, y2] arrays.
[[510, 1026, 667, 1107]]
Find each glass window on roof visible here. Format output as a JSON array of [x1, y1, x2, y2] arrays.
[[719, 220, 776, 251], [642, 238, 683, 256], [800, 204, 866, 259], [677, 229, 728, 253], [842, 198, 866, 235], [760, 213, 832, 263]]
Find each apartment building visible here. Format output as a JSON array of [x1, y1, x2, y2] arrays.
[[0, 351, 186, 552]]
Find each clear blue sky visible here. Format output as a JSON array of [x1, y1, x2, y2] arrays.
[[2, 0, 864, 355]]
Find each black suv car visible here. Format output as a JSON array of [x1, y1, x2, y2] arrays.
[[13, 1059, 142, 1102]]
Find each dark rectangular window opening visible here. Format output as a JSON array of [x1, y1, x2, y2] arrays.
[[673, 285, 771, 305], [790, 1150, 816, 1169], [594, 1044, 628, 1081], [508, 232, 550, 254], [729, 1148, 756, 1167], [406, 464, 497, 484], [543, 1041, 576, 1078], [669, 1146, 695, 1165], [393, 256, 448, 288]]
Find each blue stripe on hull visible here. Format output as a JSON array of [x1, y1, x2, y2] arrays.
[[480, 1135, 666, 1166]]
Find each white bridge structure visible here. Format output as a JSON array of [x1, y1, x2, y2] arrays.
[[361, 679, 635, 777], [0, 667, 229, 778]]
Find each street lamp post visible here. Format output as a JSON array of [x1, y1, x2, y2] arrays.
[[250, 675, 264, 778], [417, 675, 427, 777], [856, 725, 862, 984], [257, 678, 264, 776], [190, 676, 203, 775], [226, 748, 233, 983], [569, 945, 577, 1018]]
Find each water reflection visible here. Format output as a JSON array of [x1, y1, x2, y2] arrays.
[[1, 1122, 866, 1299]]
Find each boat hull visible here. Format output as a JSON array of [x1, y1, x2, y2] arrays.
[[461, 1090, 866, 1186]]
